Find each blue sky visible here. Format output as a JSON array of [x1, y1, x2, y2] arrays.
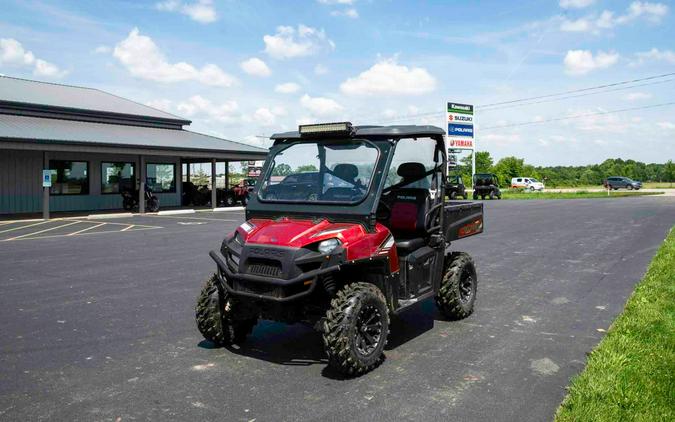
[[1, 0, 674, 165]]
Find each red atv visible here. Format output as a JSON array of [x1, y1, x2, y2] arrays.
[[196, 122, 484, 375]]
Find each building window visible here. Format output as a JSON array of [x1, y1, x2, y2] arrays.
[[101, 162, 135, 194], [146, 163, 176, 193], [49, 160, 89, 195]]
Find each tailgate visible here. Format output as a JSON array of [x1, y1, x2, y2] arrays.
[[443, 201, 484, 241]]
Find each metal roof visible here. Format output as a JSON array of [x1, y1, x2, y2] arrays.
[[0, 76, 186, 122], [0, 114, 268, 155], [270, 124, 446, 140]]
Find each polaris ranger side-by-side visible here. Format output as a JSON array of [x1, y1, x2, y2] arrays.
[[196, 122, 484, 375]]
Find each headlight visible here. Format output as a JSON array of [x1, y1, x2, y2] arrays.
[[318, 238, 341, 255]]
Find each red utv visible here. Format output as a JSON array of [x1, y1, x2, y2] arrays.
[[196, 122, 484, 376]]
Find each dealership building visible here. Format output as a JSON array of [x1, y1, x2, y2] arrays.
[[0, 76, 268, 217]]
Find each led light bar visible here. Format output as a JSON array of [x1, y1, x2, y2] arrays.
[[299, 122, 354, 137]]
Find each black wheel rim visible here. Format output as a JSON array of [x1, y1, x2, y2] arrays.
[[459, 268, 474, 304], [354, 304, 383, 357]]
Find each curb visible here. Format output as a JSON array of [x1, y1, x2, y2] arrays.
[[157, 209, 196, 216]]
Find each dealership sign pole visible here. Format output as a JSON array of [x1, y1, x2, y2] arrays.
[[446, 102, 475, 177]]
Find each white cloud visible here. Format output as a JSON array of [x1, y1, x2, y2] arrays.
[[317, 0, 355, 4], [340, 58, 436, 96], [145, 98, 173, 112], [624, 92, 652, 101], [156, 0, 217, 23], [251, 106, 286, 127], [176, 95, 240, 124], [263, 25, 335, 59], [240, 57, 271, 77], [632, 48, 675, 65], [113, 28, 235, 87], [560, 18, 593, 32], [275, 82, 300, 94], [657, 121, 675, 130], [559, 0, 595, 9], [0, 38, 67, 78], [314, 64, 328, 75], [93, 45, 111, 54], [564, 50, 619, 75], [561, 1, 669, 32], [331, 8, 359, 18], [300, 94, 343, 116]]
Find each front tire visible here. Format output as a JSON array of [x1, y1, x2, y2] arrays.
[[195, 274, 257, 346], [435, 252, 477, 320], [322, 283, 389, 376], [450, 191, 457, 200]]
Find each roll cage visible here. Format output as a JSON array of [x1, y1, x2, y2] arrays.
[[245, 124, 448, 230]]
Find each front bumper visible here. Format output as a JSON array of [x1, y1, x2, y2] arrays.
[[210, 249, 341, 302]]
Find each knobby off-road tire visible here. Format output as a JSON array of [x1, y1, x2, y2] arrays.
[[435, 252, 478, 320], [322, 282, 390, 376], [195, 274, 257, 346]]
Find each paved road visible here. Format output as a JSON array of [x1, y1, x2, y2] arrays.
[[1, 198, 673, 421]]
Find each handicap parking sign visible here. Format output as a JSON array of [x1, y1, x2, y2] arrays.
[[42, 170, 52, 187]]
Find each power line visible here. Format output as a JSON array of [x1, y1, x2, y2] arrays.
[[478, 78, 675, 113], [480, 101, 675, 131], [359, 72, 675, 125]]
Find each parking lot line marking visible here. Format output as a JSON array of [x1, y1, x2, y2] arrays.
[[0, 220, 51, 234], [3, 225, 163, 242], [146, 214, 238, 222], [5, 221, 80, 241], [121, 224, 135, 232], [68, 222, 106, 236]]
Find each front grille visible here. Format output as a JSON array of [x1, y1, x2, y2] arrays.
[[247, 258, 282, 277]]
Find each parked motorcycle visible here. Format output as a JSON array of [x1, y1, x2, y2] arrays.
[[121, 187, 159, 212]]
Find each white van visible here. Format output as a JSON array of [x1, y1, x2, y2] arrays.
[[511, 177, 545, 191]]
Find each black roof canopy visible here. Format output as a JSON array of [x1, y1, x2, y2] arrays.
[[270, 124, 446, 142]]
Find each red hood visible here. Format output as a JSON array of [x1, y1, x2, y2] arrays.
[[240, 218, 362, 248]]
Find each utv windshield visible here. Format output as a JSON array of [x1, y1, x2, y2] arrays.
[[259, 139, 379, 204]]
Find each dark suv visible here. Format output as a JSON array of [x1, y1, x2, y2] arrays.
[[603, 176, 642, 190]]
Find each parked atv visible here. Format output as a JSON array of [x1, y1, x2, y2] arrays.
[[446, 175, 467, 199], [121, 187, 159, 212], [196, 122, 484, 376], [472, 173, 502, 200]]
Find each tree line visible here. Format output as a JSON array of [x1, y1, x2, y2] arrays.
[[453, 152, 675, 187]]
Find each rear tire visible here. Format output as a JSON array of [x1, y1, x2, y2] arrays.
[[322, 282, 389, 376], [435, 252, 477, 320], [225, 195, 235, 207], [195, 274, 257, 346]]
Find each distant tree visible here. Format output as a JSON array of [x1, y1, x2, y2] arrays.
[[296, 164, 318, 173], [272, 163, 292, 176], [493, 156, 524, 187], [665, 160, 674, 187]]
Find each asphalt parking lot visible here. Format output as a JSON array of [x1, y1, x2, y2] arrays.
[[1, 198, 674, 421]]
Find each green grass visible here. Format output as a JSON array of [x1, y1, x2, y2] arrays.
[[499, 190, 663, 200], [555, 227, 675, 422]]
